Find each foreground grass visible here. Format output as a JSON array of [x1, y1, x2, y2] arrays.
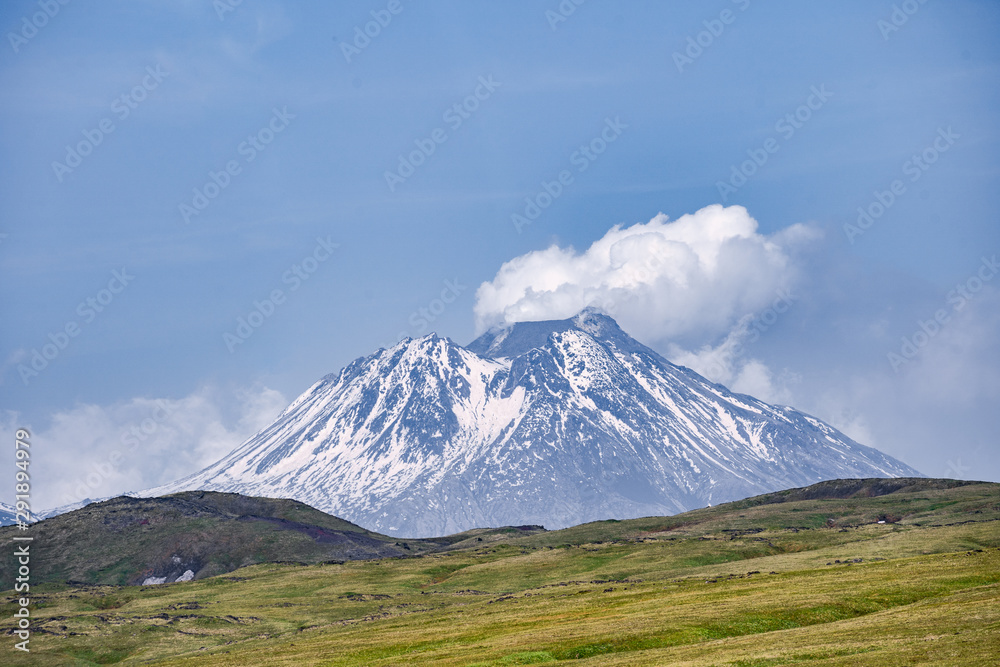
[[3, 483, 998, 665]]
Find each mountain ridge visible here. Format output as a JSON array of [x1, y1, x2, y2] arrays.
[[144, 310, 921, 536]]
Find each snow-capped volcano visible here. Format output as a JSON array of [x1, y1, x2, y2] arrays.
[[147, 310, 920, 536]]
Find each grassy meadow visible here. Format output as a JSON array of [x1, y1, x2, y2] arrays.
[[2, 480, 998, 665]]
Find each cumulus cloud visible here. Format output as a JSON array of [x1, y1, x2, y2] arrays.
[[474, 204, 819, 347], [1, 384, 287, 510]]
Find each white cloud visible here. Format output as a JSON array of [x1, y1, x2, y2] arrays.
[[1, 384, 287, 510], [474, 204, 819, 347]]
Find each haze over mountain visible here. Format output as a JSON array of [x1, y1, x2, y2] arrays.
[[146, 310, 920, 537]]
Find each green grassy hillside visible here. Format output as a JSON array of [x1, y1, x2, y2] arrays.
[[1, 479, 997, 665], [0, 492, 431, 589]]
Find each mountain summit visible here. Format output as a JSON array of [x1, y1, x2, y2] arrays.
[[148, 310, 920, 536]]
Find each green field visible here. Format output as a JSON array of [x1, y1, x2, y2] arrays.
[[2, 480, 998, 665]]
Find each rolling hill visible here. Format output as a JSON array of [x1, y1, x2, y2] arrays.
[[2, 478, 997, 665]]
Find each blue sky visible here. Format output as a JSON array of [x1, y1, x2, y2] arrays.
[[1, 0, 998, 509]]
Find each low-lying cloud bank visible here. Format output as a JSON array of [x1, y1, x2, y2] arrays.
[[1, 384, 287, 510]]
